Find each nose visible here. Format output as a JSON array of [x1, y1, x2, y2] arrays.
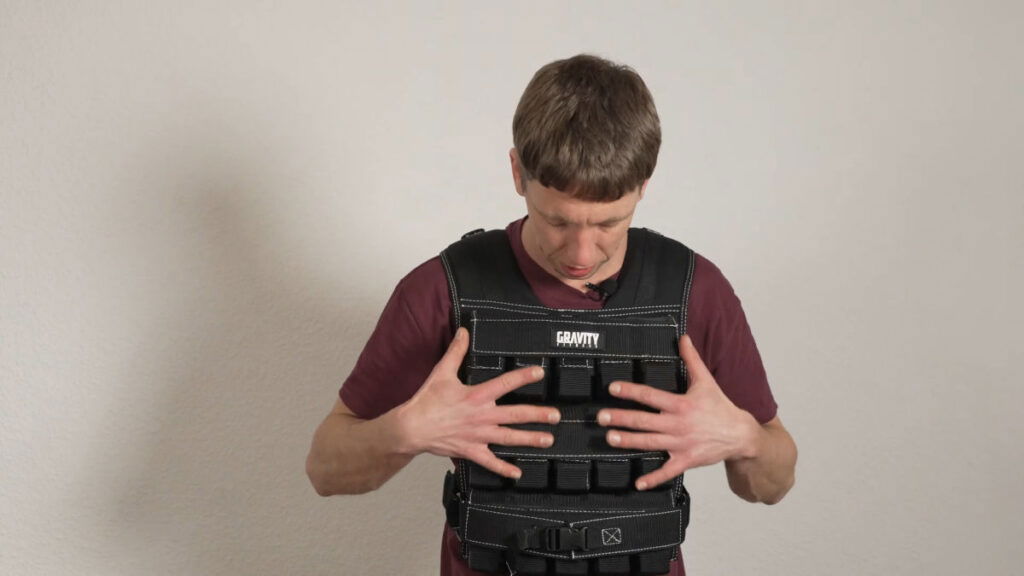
[[565, 227, 597, 266]]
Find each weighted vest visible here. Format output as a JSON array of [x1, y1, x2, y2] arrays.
[[440, 228, 695, 576]]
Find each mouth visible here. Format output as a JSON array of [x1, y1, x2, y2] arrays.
[[562, 265, 594, 279]]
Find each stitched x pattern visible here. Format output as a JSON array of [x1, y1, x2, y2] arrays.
[[601, 527, 622, 546]]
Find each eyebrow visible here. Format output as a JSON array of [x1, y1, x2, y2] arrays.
[[541, 212, 630, 227], [596, 215, 628, 226]]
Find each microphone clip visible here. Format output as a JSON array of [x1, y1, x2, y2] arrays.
[[584, 279, 617, 301]]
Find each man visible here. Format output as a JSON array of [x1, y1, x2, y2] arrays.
[[307, 54, 797, 575]]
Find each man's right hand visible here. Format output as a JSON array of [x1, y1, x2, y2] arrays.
[[393, 327, 559, 479]]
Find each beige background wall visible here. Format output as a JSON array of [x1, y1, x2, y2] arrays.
[[2, 1, 1021, 574]]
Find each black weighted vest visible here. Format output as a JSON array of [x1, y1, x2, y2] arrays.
[[440, 228, 695, 576]]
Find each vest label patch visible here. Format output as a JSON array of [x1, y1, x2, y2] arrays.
[[551, 329, 605, 350], [601, 527, 623, 546]]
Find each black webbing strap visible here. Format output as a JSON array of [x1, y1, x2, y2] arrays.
[[469, 313, 680, 360], [463, 505, 686, 559], [605, 228, 692, 310]]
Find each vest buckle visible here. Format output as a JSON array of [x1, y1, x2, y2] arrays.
[[543, 526, 588, 552]]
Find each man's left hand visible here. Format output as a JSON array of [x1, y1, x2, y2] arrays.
[[596, 334, 761, 490]]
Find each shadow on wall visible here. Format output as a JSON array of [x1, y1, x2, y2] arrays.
[[86, 116, 450, 574]]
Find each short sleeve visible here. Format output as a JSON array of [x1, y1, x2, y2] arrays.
[[339, 257, 453, 420], [686, 254, 778, 424]]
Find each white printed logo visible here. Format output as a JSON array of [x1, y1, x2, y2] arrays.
[[553, 330, 602, 349]]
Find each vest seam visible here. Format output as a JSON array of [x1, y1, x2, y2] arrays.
[[441, 250, 461, 331], [461, 298, 680, 313]]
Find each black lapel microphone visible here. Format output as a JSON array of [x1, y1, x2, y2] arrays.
[[584, 278, 619, 300]]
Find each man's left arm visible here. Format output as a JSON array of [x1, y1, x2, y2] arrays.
[[597, 335, 797, 504], [724, 415, 796, 504]]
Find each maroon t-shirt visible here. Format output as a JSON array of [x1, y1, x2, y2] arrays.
[[340, 218, 777, 576]]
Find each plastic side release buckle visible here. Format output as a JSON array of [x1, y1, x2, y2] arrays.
[[518, 526, 589, 552], [547, 527, 587, 552]]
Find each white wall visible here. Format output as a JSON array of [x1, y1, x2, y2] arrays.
[[2, 2, 1021, 574]]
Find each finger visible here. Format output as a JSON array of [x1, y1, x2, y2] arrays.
[[481, 426, 554, 449], [605, 429, 674, 451], [607, 381, 678, 412], [679, 335, 712, 383], [635, 458, 687, 491], [432, 327, 470, 377], [472, 365, 545, 401], [597, 408, 669, 432], [468, 447, 522, 480], [492, 404, 561, 425]]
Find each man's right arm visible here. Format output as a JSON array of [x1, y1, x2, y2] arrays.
[[306, 398, 414, 495], [306, 327, 560, 496]]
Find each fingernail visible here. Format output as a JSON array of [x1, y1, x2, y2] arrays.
[[511, 469, 522, 480], [540, 435, 553, 447], [597, 411, 610, 425], [454, 329, 464, 341], [532, 367, 544, 379], [608, 431, 620, 445], [548, 411, 560, 424], [609, 382, 621, 395], [636, 480, 648, 491]]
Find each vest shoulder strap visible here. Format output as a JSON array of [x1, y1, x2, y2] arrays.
[[441, 229, 544, 327], [604, 228, 695, 314]]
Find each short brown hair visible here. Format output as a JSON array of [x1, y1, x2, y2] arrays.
[[513, 54, 661, 201]]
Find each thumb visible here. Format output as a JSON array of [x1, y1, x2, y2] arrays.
[[433, 327, 470, 377], [679, 334, 712, 384]]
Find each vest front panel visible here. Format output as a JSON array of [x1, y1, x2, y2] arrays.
[[441, 229, 695, 576]]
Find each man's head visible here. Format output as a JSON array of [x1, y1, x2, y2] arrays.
[[511, 54, 660, 288], [511, 54, 661, 202]]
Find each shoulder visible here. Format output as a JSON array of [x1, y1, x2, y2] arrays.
[[338, 255, 453, 419], [683, 251, 778, 423], [686, 252, 747, 339], [396, 255, 448, 293], [690, 253, 736, 307], [390, 256, 452, 333]]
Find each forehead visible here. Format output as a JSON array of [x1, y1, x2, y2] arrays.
[[525, 181, 640, 223]]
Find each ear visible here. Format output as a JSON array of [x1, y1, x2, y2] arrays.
[[509, 148, 526, 197]]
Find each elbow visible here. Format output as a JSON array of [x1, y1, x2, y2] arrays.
[[305, 453, 380, 496], [310, 479, 336, 498], [756, 468, 796, 505], [758, 479, 793, 505], [307, 470, 339, 497], [730, 479, 793, 505], [306, 453, 337, 497], [726, 467, 796, 505]]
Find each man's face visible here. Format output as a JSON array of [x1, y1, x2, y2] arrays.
[[517, 176, 644, 288]]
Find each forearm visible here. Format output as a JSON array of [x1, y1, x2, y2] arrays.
[[306, 407, 414, 496], [725, 417, 797, 504]]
